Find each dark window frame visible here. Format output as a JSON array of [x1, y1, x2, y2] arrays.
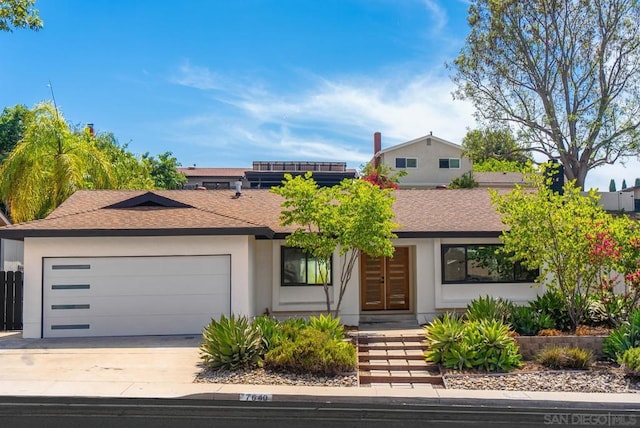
[[281, 247, 333, 287], [395, 157, 417, 169], [441, 244, 538, 284], [438, 158, 461, 169]]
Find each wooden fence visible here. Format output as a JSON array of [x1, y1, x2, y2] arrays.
[[0, 271, 23, 331]]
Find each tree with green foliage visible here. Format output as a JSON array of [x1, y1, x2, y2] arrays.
[[490, 167, 614, 330], [610, 179, 617, 192], [0, 102, 115, 222], [472, 158, 533, 173], [142, 151, 187, 189], [93, 132, 155, 190], [272, 172, 398, 316], [0, 104, 31, 162], [452, 0, 640, 190], [462, 128, 530, 167], [0, 0, 42, 32]]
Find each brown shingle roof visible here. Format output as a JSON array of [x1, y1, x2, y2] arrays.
[[0, 188, 507, 239]]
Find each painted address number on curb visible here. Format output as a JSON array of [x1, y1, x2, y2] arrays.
[[239, 393, 272, 402]]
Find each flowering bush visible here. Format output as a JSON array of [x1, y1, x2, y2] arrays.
[[361, 171, 399, 189], [586, 217, 640, 326], [359, 161, 404, 190]]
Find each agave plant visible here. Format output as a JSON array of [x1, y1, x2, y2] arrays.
[[465, 295, 514, 323], [475, 319, 522, 372], [423, 313, 465, 364], [603, 310, 640, 361], [200, 314, 263, 370], [252, 315, 281, 354], [309, 313, 344, 339]]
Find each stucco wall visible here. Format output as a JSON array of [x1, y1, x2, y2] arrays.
[[379, 139, 472, 188], [253, 239, 273, 316], [22, 235, 254, 338]]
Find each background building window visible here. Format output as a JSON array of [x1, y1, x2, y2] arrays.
[[439, 158, 461, 169], [395, 157, 417, 168], [442, 244, 537, 283], [281, 247, 332, 286]]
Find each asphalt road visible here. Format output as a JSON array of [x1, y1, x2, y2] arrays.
[[0, 397, 638, 428]]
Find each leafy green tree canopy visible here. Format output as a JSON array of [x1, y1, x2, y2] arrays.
[[272, 172, 398, 316], [0, 104, 30, 161], [490, 167, 613, 329], [0, 0, 42, 32], [142, 151, 187, 189], [0, 102, 115, 222], [462, 128, 530, 166], [93, 132, 155, 190], [452, 0, 640, 189]]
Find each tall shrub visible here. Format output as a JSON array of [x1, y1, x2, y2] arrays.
[[490, 168, 614, 330]]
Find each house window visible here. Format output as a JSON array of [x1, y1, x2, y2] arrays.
[[281, 247, 332, 286], [439, 158, 461, 169], [441, 244, 538, 284], [395, 157, 417, 168], [203, 181, 231, 190]]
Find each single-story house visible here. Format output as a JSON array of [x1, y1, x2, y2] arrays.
[[0, 188, 541, 338]]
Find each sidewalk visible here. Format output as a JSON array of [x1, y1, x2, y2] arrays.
[[0, 331, 638, 409]]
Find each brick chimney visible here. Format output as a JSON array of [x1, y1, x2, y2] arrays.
[[373, 132, 381, 168]]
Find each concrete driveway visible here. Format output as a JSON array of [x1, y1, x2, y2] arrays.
[[0, 332, 205, 397]]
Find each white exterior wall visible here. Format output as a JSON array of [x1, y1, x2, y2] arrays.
[[432, 237, 542, 313], [379, 140, 472, 188], [1, 239, 23, 271], [22, 235, 255, 338], [268, 237, 540, 326], [253, 239, 273, 315], [593, 191, 635, 212]]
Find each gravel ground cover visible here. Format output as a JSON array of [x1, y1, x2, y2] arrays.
[[443, 361, 640, 393], [195, 367, 358, 387], [196, 361, 640, 393]]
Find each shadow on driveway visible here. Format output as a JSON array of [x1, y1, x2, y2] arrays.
[[0, 333, 201, 350]]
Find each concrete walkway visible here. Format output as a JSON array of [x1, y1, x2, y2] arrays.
[[0, 331, 638, 408]]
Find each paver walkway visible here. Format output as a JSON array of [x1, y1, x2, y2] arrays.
[[355, 328, 443, 389]]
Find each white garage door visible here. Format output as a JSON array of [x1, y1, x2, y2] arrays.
[[42, 255, 231, 338]]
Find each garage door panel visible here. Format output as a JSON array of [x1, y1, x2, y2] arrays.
[[46, 294, 225, 317], [44, 314, 216, 338], [43, 255, 231, 338], [47, 276, 229, 297]]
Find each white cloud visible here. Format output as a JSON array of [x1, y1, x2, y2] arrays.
[[171, 61, 222, 90], [421, 0, 448, 34], [166, 63, 476, 167]]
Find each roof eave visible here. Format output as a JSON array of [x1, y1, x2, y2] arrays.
[[270, 230, 504, 240], [0, 227, 275, 241]]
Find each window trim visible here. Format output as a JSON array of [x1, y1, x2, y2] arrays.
[[281, 247, 333, 287], [395, 157, 418, 169], [438, 158, 461, 169], [441, 244, 537, 284]]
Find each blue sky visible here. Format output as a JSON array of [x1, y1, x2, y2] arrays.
[[1, 0, 638, 190]]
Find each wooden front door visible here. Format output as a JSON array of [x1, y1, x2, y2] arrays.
[[360, 247, 410, 311]]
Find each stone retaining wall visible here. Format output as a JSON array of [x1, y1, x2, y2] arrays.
[[515, 335, 607, 359]]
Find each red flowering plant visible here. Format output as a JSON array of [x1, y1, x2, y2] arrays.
[[587, 217, 640, 326], [360, 161, 405, 190]]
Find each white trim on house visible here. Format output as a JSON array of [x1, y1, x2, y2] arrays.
[[377, 134, 463, 155], [42, 255, 231, 337], [22, 235, 254, 338]]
